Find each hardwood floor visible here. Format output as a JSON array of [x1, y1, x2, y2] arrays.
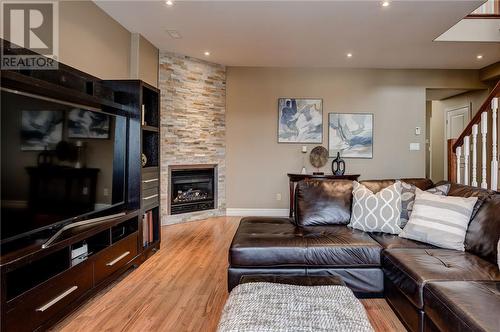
[[52, 217, 406, 332]]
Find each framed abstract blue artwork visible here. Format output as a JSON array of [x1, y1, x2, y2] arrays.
[[278, 98, 322, 143], [328, 113, 373, 158]]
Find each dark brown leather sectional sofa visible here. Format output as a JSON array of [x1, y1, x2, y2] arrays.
[[228, 178, 500, 332]]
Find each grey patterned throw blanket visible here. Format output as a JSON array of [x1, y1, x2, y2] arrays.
[[217, 282, 374, 332]]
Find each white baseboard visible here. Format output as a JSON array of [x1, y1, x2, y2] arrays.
[[226, 208, 289, 217]]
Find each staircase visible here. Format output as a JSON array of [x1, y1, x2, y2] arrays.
[[448, 80, 500, 191]]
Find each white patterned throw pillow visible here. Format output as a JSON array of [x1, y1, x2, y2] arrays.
[[399, 191, 477, 251], [348, 181, 403, 235]]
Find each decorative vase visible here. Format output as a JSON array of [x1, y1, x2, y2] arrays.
[[331, 152, 346, 175]]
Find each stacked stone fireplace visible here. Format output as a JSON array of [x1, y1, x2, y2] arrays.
[[159, 52, 226, 225]]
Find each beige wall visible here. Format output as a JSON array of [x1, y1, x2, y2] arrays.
[[479, 61, 500, 82], [226, 67, 486, 209], [59, 1, 131, 79], [139, 36, 159, 87], [58, 1, 158, 86], [429, 90, 489, 183]]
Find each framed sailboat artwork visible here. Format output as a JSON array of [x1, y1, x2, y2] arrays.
[[328, 113, 373, 159]]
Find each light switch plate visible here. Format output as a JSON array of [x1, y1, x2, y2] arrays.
[[410, 143, 420, 151], [415, 127, 421, 135]]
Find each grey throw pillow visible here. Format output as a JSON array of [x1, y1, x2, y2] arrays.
[[349, 181, 403, 235], [400, 182, 450, 228], [399, 191, 477, 251]]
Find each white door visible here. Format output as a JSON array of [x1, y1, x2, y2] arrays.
[[445, 105, 470, 178]]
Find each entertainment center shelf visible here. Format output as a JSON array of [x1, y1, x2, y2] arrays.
[[0, 39, 162, 332], [140, 83, 160, 252], [2, 212, 141, 331], [104, 80, 161, 253]]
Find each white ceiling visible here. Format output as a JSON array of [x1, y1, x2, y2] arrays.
[[95, 0, 500, 69]]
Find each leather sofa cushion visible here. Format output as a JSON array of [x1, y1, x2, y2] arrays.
[[359, 178, 433, 194], [369, 233, 436, 249], [443, 182, 500, 265], [382, 249, 500, 309], [465, 195, 500, 265], [445, 182, 496, 219], [229, 217, 305, 267], [230, 217, 381, 268], [295, 179, 352, 226], [424, 281, 500, 332]]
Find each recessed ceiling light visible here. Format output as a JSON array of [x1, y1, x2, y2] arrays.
[[347, 53, 353, 58], [165, 0, 173, 6], [382, 1, 390, 7], [477, 54, 483, 59], [204, 51, 211, 56], [167, 30, 182, 39]]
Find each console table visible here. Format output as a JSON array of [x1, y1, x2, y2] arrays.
[[287, 173, 360, 218]]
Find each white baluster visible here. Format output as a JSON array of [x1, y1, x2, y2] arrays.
[[491, 98, 498, 191], [463, 137, 470, 185], [471, 124, 479, 187], [481, 112, 488, 189], [456, 146, 462, 184]]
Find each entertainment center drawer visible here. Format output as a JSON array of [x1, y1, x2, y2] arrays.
[[5, 262, 92, 332], [142, 187, 159, 207], [142, 168, 159, 181], [94, 233, 138, 285], [142, 177, 159, 190]]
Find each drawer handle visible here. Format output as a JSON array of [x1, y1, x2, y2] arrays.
[[36, 286, 78, 312], [143, 178, 159, 183], [106, 251, 130, 266], [143, 194, 158, 200]]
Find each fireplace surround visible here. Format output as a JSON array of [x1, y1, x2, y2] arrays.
[[168, 165, 218, 215]]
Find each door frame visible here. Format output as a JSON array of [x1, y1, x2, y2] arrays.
[[443, 103, 471, 179]]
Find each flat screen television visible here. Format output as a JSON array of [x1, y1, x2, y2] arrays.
[[1, 89, 128, 244]]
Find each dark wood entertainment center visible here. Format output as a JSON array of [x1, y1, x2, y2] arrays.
[[0, 41, 161, 331]]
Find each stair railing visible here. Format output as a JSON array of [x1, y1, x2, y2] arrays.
[[448, 80, 500, 190]]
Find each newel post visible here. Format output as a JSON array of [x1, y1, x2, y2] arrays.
[[448, 139, 458, 182]]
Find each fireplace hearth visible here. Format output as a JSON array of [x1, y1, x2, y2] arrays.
[[169, 167, 216, 215]]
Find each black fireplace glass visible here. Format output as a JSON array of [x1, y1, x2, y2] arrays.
[[170, 168, 215, 215]]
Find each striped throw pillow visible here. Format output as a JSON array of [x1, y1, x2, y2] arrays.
[[400, 182, 450, 228], [399, 191, 477, 251]]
